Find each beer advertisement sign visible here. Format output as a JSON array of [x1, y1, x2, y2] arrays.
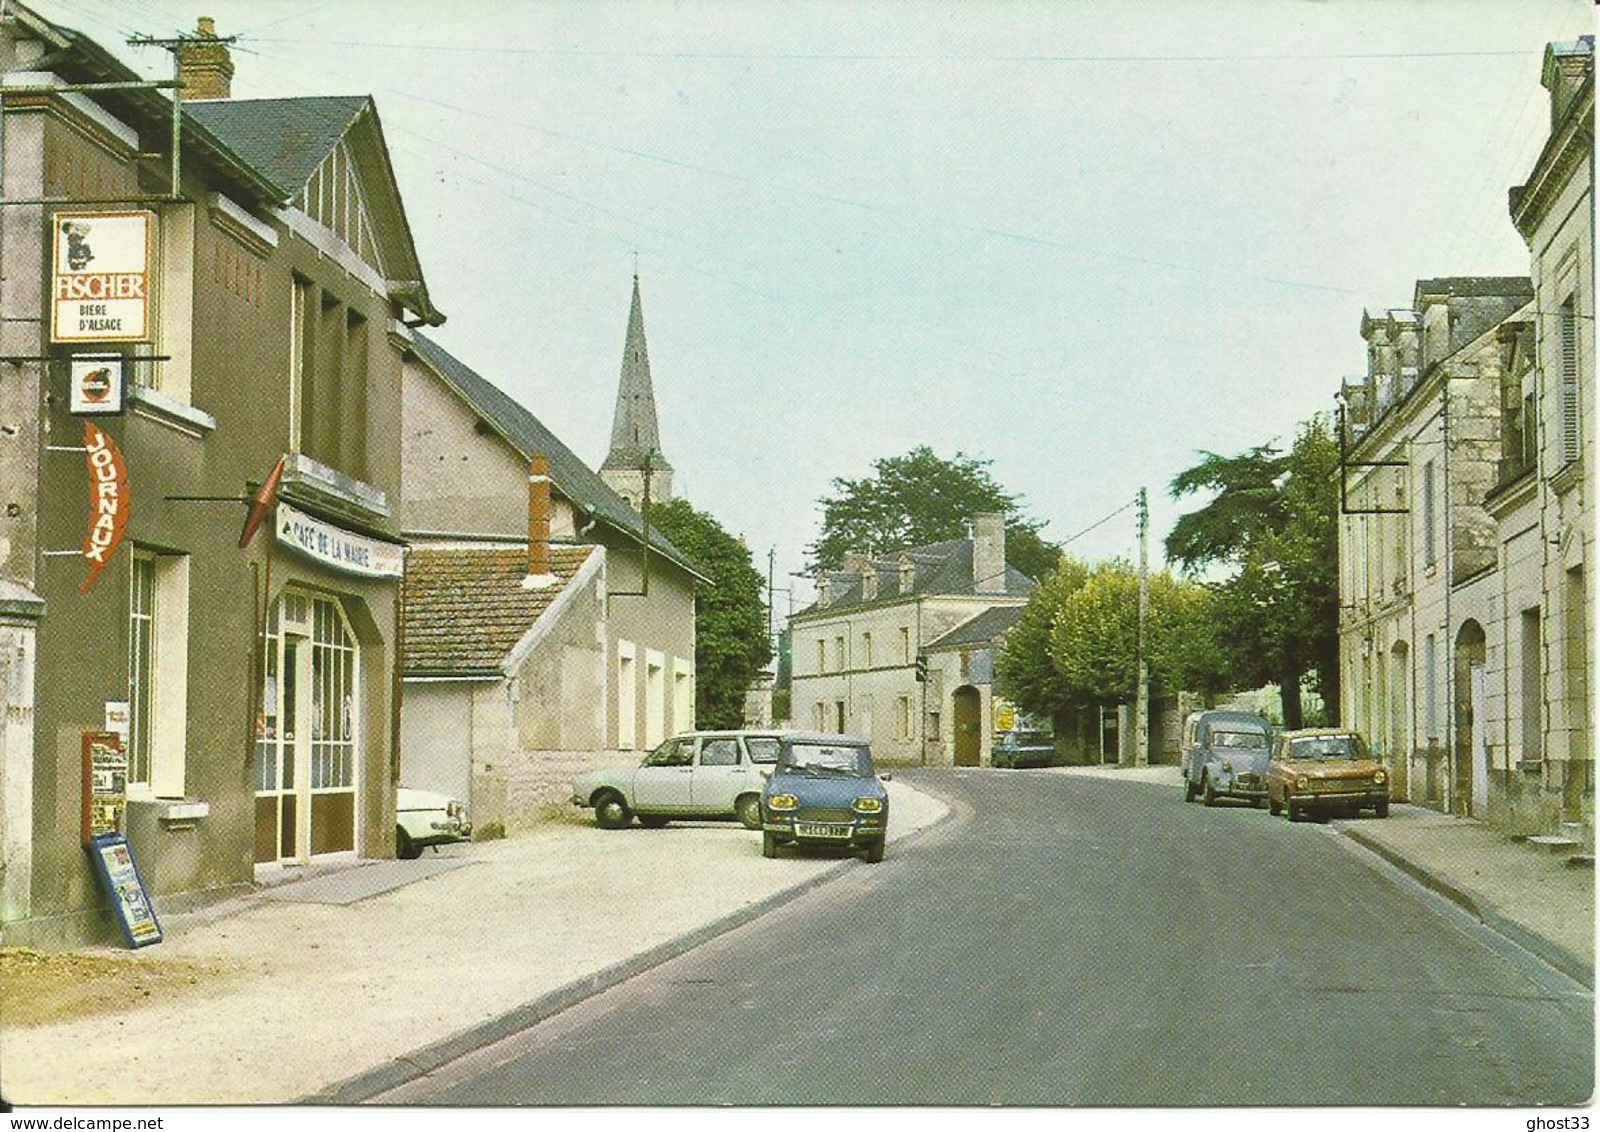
[[68, 356, 127, 415], [51, 211, 154, 343]]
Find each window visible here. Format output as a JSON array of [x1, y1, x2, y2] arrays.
[[835, 636, 846, 672], [128, 551, 190, 796], [1521, 608, 1542, 763], [834, 700, 846, 733], [897, 696, 912, 739], [617, 642, 637, 749], [812, 702, 827, 731], [899, 626, 911, 665], [1424, 633, 1438, 741], [645, 650, 665, 748], [816, 639, 827, 675], [699, 738, 739, 767], [1421, 461, 1436, 567], [862, 632, 874, 669], [673, 659, 693, 733], [1559, 296, 1581, 467]]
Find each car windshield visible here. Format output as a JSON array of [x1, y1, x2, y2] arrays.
[[1009, 732, 1052, 746], [746, 737, 780, 764], [1212, 729, 1267, 749], [1285, 735, 1365, 761], [778, 743, 871, 777]]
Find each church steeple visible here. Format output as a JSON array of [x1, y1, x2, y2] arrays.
[[600, 273, 674, 510]]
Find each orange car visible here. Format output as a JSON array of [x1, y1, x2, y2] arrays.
[[1265, 728, 1389, 821]]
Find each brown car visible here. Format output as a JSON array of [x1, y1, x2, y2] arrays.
[[1265, 728, 1389, 821]]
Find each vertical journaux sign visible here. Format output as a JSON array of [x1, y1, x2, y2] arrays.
[[51, 211, 154, 343]]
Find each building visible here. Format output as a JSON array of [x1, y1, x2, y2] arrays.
[[788, 515, 1034, 765], [0, 9, 442, 945], [1339, 279, 1533, 813], [398, 331, 703, 828], [599, 274, 673, 510], [923, 605, 1025, 766]]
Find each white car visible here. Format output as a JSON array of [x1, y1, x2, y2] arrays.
[[396, 787, 472, 859], [571, 731, 784, 830]]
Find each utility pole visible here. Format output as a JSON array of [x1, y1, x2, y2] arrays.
[[1135, 487, 1150, 767], [767, 547, 777, 657]]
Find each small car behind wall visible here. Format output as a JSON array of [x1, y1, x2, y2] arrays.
[[760, 733, 889, 863], [396, 787, 472, 859], [991, 729, 1056, 769], [1265, 728, 1389, 822], [1180, 710, 1272, 806]]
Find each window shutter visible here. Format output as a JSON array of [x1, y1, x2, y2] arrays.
[[1560, 298, 1581, 466]]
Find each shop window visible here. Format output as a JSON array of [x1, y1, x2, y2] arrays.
[[127, 551, 190, 796]]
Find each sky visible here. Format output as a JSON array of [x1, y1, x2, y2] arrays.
[[25, 0, 1596, 608]]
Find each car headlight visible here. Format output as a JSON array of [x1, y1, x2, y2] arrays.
[[852, 796, 883, 813], [1221, 760, 1233, 773], [1295, 776, 1309, 790], [767, 794, 799, 811], [447, 801, 465, 820], [1373, 770, 1387, 785]]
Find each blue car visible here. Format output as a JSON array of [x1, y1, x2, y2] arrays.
[[1180, 709, 1273, 806], [760, 733, 890, 863]]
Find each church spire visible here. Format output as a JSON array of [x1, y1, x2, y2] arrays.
[[599, 273, 674, 510]]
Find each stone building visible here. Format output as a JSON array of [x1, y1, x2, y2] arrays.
[[788, 515, 1034, 765], [0, 9, 442, 945]]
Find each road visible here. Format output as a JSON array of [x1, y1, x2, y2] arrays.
[[377, 767, 1593, 1106]]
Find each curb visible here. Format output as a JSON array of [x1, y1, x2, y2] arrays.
[[1338, 825, 1595, 991], [310, 791, 957, 1104]]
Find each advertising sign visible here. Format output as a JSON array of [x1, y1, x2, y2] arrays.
[[68, 356, 127, 415], [81, 422, 130, 593], [994, 698, 1018, 733], [87, 833, 163, 948], [81, 730, 127, 842], [276, 501, 404, 578], [51, 211, 154, 343]]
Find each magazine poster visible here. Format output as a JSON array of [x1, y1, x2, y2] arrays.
[[88, 832, 163, 948]]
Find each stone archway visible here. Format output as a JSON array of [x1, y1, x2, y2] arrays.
[[1454, 620, 1488, 818], [952, 685, 982, 767]]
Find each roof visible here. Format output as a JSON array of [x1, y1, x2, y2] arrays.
[[602, 275, 672, 473], [403, 544, 595, 676], [186, 97, 368, 194], [1413, 277, 1534, 302], [408, 333, 703, 580], [796, 537, 1034, 618], [926, 606, 1025, 652]]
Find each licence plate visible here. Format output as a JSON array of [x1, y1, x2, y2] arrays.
[[795, 822, 853, 839]]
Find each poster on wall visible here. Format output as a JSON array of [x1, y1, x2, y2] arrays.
[[82, 730, 127, 842], [51, 211, 154, 343], [86, 833, 163, 948]]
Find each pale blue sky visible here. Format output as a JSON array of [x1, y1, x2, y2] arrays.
[[33, 0, 1594, 603]]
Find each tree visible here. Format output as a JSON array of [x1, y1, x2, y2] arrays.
[[994, 556, 1091, 721], [1164, 416, 1341, 727], [647, 498, 772, 729], [807, 445, 1060, 581]]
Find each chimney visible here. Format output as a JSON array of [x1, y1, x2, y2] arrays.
[[177, 17, 234, 101], [973, 513, 1006, 594], [898, 555, 915, 595], [522, 454, 558, 590], [816, 576, 833, 608]]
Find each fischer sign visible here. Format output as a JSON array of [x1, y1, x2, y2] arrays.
[[81, 422, 130, 593], [52, 211, 154, 343]]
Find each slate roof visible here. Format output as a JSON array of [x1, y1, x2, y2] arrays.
[[408, 333, 702, 580], [796, 537, 1034, 618], [926, 606, 1026, 652], [404, 544, 594, 677], [186, 97, 368, 196]]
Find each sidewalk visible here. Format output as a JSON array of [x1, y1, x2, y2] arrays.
[[1054, 762, 1595, 988], [0, 780, 949, 1106]]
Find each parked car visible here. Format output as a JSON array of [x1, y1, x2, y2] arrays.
[[396, 787, 472, 859], [571, 730, 784, 830], [1265, 728, 1389, 821], [1180, 709, 1272, 806], [992, 729, 1057, 769], [760, 733, 890, 862]]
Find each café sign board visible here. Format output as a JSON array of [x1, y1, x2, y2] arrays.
[[277, 501, 403, 579], [51, 211, 154, 343]]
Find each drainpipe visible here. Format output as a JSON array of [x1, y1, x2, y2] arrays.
[[1442, 378, 1454, 814]]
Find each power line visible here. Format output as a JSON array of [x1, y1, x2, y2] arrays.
[[1060, 499, 1139, 548]]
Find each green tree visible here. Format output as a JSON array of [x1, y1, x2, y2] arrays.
[[647, 498, 772, 729], [1165, 416, 1341, 727], [994, 555, 1091, 721], [807, 445, 1060, 581]]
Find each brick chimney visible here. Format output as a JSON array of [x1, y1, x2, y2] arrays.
[[973, 513, 1006, 594], [522, 454, 558, 590], [177, 17, 234, 101]]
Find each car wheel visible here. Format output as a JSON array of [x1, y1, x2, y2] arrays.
[[637, 814, 669, 829], [1252, 796, 1265, 809], [761, 830, 779, 859], [1286, 798, 1300, 823], [862, 838, 885, 864], [735, 793, 762, 831], [1375, 800, 1389, 818], [593, 790, 632, 830], [1202, 775, 1217, 807], [396, 827, 421, 860], [1184, 778, 1199, 803], [1268, 791, 1282, 816]]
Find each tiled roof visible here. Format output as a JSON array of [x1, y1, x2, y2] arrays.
[[404, 544, 594, 676], [927, 606, 1026, 652], [797, 537, 1034, 618], [409, 333, 701, 579], [186, 97, 368, 197]]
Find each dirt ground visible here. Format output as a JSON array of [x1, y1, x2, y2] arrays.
[[0, 947, 230, 1028]]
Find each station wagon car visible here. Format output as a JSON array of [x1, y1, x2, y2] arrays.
[[572, 730, 783, 830], [1265, 728, 1389, 821], [760, 733, 889, 862], [396, 787, 472, 859], [991, 729, 1057, 769], [1180, 709, 1272, 806]]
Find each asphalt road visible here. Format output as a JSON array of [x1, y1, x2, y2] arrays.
[[379, 767, 1593, 1106]]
